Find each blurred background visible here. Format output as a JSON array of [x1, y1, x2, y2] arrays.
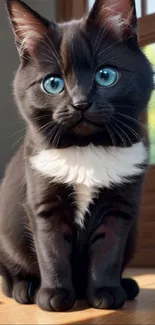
[[0, 0, 155, 267]]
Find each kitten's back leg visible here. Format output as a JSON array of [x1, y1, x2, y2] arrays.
[[0, 146, 40, 303]]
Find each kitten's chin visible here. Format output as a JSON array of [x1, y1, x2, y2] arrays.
[[72, 120, 102, 136]]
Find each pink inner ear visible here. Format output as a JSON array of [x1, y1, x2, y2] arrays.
[[105, 0, 131, 15], [98, 0, 133, 35]]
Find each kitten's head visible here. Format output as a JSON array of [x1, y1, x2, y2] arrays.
[[7, 0, 153, 148]]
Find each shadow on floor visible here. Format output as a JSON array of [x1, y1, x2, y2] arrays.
[[67, 288, 155, 324]]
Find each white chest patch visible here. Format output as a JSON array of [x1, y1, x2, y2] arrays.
[[30, 142, 147, 227]]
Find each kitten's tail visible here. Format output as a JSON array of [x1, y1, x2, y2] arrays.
[[121, 278, 139, 300]]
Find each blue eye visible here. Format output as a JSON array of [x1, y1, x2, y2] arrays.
[[41, 75, 65, 94], [95, 66, 119, 87]]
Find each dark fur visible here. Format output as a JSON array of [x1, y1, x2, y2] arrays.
[[0, 0, 153, 311]]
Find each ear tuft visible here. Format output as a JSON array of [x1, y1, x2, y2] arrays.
[[6, 0, 50, 55], [88, 0, 137, 38]]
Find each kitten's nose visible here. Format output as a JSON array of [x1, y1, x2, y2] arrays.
[[72, 101, 92, 112]]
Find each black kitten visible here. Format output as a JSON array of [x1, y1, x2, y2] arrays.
[[0, 0, 153, 312]]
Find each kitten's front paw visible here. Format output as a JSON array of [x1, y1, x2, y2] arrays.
[[36, 287, 75, 312], [87, 286, 126, 310], [13, 280, 39, 304]]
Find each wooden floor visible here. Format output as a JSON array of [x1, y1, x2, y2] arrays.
[[0, 269, 155, 325]]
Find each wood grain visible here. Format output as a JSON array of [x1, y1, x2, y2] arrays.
[[0, 269, 155, 325], [131, 168, 155, 267], [56, 0, 87, 21], [138, 13, 155, 46]]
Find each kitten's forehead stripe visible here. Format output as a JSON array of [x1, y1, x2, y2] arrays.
[[60, 22, 92, 86], [60, 24, 75, 77]]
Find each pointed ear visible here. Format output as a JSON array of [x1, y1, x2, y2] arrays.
[[6, 0, 50, 55], [87, 0, 137, 38]]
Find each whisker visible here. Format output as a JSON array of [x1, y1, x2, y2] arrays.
[[113, 117, 142, 142], [110, 124, 126, 147], [40, 125, 57, 147], [9, 128, 26, 139], [32, 114, 52, 122], [48, 124, 61, 147], [112, 118, 132, 146], [115, 112, 148, 130], [105, 123, 116, 147], [55, 129, 61, 148], [113, 123, 127, 147], [37, 120, 55, 134], [12, 134, 25, 149]]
